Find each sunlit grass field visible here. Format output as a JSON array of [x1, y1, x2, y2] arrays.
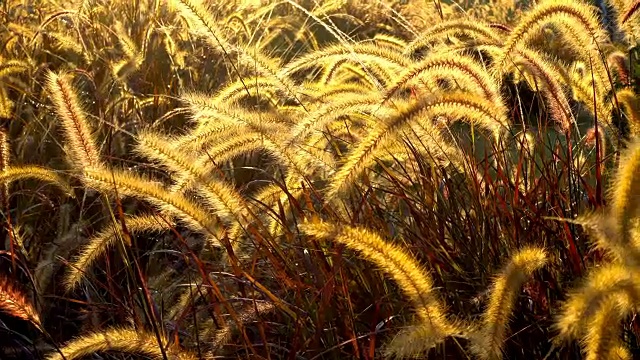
[[2, 0, 640, 358]]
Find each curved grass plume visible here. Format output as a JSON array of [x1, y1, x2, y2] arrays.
[[44, 327, 197, 360], [0, 274, 41, 328], [301, 219, 463, 351], [64, 214, 176, 291], [81, 166, 222, 244], [470, 247, 548, 360]]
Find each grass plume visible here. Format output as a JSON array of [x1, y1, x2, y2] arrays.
[[0, 274, 41, 328], [470, 247, 548, 360], [45, 327, 197, 360], [301, 219, 462, 351], [45, 71, 101, 169]]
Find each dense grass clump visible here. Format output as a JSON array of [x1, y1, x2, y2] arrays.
[[4, 0, 640, 359]]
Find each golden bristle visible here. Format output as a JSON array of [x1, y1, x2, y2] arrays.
[[302, 220, 462, 353], [81, 166, 223, 245], [64, 214, 175, 291], [470, 247, 548, 360], [45, 71, 101, 170], [45, 327, 197, 360]]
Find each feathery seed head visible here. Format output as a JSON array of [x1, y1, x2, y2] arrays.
[[470, 246, 547, 360], [46, 71, 101, 170]]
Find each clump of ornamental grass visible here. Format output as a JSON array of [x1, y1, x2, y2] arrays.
[[554, 138, 640, 359], [2, 0, 640, 359]]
